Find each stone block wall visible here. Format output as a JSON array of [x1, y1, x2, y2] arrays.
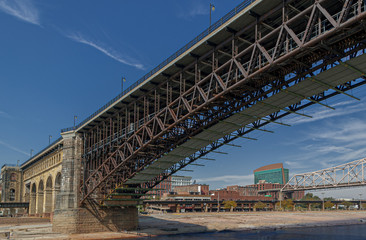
[[52, 205, 138, 234]]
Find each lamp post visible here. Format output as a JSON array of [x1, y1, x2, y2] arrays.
[[321, 192, 325, 211], [209, 3, 215, 27], [74, 115, 78, 128], [121, 77, 126, 93], [360, 193, 362, 210], [217, 192, 220, 212], [30, 149, 34, 158], [49, 135, 52, 145]]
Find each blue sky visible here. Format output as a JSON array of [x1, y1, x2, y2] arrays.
[[1, 0, 366, 198]]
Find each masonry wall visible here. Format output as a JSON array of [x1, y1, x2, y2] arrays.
[[53, 131, 139, 233], [53, 204, 138, 233]]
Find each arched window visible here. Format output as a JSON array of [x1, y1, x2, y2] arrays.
[[9, 189, 15, 201], [10, 173, 16, 181]]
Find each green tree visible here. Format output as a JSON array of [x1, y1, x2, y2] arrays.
[[282, 199, 294, 210], [324, 201, 334, 210], [223, 201, 237, 210], [300, 193, 321, 210], [254, 201, 266, 210], [324, 197, 335, 201]]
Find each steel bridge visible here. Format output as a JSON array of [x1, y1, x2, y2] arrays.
[[58, 0, 366, 206], [282, 158, 366, 192]]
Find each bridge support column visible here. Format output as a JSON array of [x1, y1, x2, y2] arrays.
[[52, 131, 138, 233]]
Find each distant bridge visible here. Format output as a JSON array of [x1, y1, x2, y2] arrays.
[[282, 158, 366, 192]]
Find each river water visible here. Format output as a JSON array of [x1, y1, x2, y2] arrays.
[[137, 224, 366, 239]]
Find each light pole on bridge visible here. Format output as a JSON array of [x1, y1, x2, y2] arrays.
[[209, 3, 215, 28], [121, 76, 126, 93], [74, 115, 78, 129]]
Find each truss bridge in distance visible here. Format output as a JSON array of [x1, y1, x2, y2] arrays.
[[282, 158, 366, 193]]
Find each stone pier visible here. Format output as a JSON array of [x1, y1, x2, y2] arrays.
[[52, 131, 138, 233]]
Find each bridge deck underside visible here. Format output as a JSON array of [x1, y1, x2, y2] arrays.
[[77, 0, 366, 204], [126, 54, 366, 184]]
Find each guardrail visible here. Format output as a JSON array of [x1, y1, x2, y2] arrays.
[[61, 0, 257, 133], [21, 136, 63, 167]]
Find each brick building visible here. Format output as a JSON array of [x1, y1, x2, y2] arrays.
[[149, 175, 192, 198], [173, 184, 209, 195]]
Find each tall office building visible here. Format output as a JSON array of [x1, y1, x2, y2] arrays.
[[253, 163, 289, 184]]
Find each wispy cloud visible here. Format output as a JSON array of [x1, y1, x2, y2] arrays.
[[178, 2, 208, 20], [67, 32, 145, 70], [285, 100, 366, 126], [0, 140, 29, 156], [0, 0, 40, 25], [282, 116, 366, 173], [0, 110, 11, 118]]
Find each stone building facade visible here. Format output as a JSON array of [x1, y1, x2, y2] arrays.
[[0, 165, 22, 202]]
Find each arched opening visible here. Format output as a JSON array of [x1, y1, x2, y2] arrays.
[[9, 189, 15, 201], [44, 176, 53, 214], [37, 180, 44, 216], [30, 183, 37, 215], [53, 172, 61, 211]]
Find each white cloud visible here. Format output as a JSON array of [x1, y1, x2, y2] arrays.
[[178, 2, 208, 20], [0, 0, 40, 25], [0, 110, 11, 118], [0, 140, 29, 156], [285, 101, 366, 126], [67, 32, 145, 70]]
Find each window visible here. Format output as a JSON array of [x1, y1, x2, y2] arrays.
[[9, 189, 15, 201], [10, 173, 16, 181]]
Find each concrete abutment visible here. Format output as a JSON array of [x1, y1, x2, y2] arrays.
[[52, 131, 138, 234]]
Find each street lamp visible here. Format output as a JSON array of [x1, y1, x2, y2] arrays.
[[360, 193, 362, 210], [209, 3, 215, 27], [49, 135, 52, 145], [30, 149, 34, 158], [211, 192, 220, 212], [121, 77, 126, 93], [74, 115, 78, 128]]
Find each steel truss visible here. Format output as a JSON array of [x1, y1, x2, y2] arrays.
[[79, 0, 366, 204], [282, 158, 366, 191]]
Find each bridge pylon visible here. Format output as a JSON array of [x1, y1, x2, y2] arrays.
[[52, 131, 138, 234]]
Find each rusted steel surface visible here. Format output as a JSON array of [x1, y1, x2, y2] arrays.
[[79, 0, 366, 204]]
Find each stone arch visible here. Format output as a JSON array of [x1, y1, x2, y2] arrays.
[[30, 183, 37, 215], [37, 180, 44, 215], [53, 172, 61, 211], [44, 175, 53, 214]]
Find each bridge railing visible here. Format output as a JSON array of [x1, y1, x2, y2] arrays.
[[21, 136, 63, 167], [61, 0, 257, 133]]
